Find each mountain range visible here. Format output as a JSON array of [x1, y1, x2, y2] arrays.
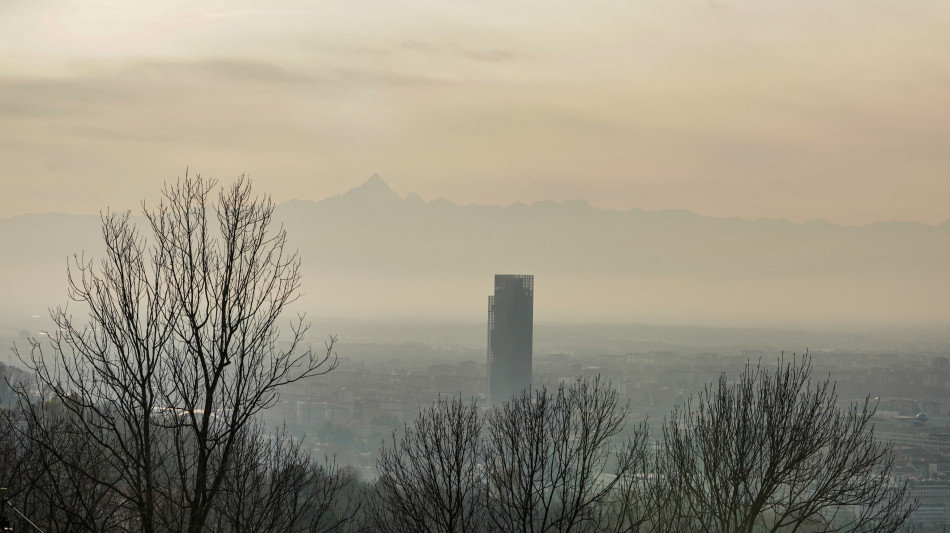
[[2, 175, 947, 326]]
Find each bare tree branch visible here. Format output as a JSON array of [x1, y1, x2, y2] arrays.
[[13, 173, 338, 533], [656, 354, 916, 533]]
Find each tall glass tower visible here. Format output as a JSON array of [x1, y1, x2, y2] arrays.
[[488, 274, 534, 405]]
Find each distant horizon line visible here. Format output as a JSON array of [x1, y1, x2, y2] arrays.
[[7, 310, 950, 334], [4, 173, 948, 229]]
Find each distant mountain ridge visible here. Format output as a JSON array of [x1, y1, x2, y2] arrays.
[[1, 175, 947, 325], [282, 175, 947, 229]]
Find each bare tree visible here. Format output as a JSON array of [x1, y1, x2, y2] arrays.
[[12, 400, 133, 533], [207, 421, 360, 533], [14, 174, 336, 533], [592, 427, 657, 533], [0, 362, 30, 405], [483, 378, 651, 533], [370, 395, 486, 533], [369, 381, 654, 533], [656, 354, 916, 533]]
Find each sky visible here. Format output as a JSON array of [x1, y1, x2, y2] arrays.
[[1, 0, 949, 225]]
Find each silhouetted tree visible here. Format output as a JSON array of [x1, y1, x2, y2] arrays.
[[655, 355, 916, 533], [14, 174, 337, 533], [483, 378, 651, 533], [5, 399, 131, 533], [207, 422, 360, 533], [370, 395, 486, 533], [372, 379, 652, 533], [591, 426, 656, 533], [0, 362, 30, 405]]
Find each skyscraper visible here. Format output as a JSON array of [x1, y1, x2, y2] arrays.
[[488, 274, 534, 405]]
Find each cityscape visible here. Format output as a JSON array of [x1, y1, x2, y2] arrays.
[[2, 1, 949, 531], [0, 176, 948, 531]]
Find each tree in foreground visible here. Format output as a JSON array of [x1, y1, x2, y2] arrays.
[[1, 398, 130, 533], [207, 421, 360, 533], [483, 378, 651, 533], [14, 174, 338, 533], [655, 355, 916, 533], [369, 396, 486, 533], [370, 379, 653, 533], [372, 360, 915, 533]]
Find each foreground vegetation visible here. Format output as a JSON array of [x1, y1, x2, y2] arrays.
[[2, 356, 917, 532]]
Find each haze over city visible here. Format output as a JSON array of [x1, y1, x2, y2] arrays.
[[4, 3, 950, 531]]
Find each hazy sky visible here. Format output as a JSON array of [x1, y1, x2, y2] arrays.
[[2, 0, 948, 225]]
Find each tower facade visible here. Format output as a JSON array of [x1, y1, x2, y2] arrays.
[[488, 274, 534, 405]]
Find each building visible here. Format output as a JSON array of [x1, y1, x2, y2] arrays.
[[908, 480, 950, 525], [488, 274, 534, 405]]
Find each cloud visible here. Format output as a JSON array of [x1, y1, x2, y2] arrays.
[[198, 8, 313, 20], [400, 40, 518, 62], [0, 58, 457, 123], [133, 59, 316, 85]]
